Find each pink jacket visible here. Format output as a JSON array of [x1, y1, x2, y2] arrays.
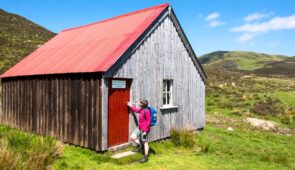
[[130, 106, 151, 132]]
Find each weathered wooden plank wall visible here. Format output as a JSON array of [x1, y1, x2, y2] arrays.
[[108, 15, 206, 142], [0, 74, 101, 151]]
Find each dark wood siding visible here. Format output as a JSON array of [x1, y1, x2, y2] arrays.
[[0, 73, 102, 151]]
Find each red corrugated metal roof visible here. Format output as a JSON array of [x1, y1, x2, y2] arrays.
[[1, 3, 169, 78]]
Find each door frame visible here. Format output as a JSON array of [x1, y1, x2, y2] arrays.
[[107, 78, 132, 147]]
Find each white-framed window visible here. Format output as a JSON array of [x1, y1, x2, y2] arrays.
[[163, 79, 173, 106]]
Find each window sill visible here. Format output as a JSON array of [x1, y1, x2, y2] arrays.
[[160, 105, 178, 110]]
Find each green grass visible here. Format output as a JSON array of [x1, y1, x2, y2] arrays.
[[50, 124, 295, 170], [0, 125, 62, 170], [235, 59, 264, 70], [195, 125, 295, 170], [273, 91, 295, 107], [1, 114, 294, 170], [200, 51, 286, 70]]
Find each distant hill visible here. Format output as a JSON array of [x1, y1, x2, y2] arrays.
[[0, 9, 55, 73], [199, 51, 295, 77]]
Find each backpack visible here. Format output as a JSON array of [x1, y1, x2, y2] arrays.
[[144, 106, 157, 126]]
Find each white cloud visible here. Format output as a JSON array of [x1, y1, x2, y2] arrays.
[[205, 12, 219, 21], [233, 14, 295, 33], [232, 14, 295, 42], [205, 12, 224, 27], [236, 32, 261, 42], [208, 20, 225, 27], [243, 12, 274, 22]]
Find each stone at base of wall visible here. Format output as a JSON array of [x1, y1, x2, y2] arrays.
[[108, 142, 131, 152]]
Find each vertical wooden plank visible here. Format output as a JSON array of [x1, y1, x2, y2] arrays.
[[49, 77, 53, 136], [18, 79, 22, 130], [15, 80, 18, 129], [3, 81, 6, 124], [22, 79, 25, 131], [12, 80, 15, 128], [76, 78, 81, 146], [8, 81, 11, 126], [29, 79, 32, 131], [7, 81, 9, 125], [80, 76, 88, 147], [2, 81, 5, 124], [57, 78, 61, 140], [10, 80, 13, 128], [67, 77, 72, 143], [42, 77, 47, 135], [91, 78, 97, 149], [84, 78, 89, 148], [1, 81, 4, 124], [5, 81, 7, 125], [36, 78, 39, 134], [27, 79, 30, 131], [41, 78, 44, 135], [5, 81, 8, 125], [14, 80, 17, 129], [42, 78, 45, 135], [56, 78, 60, 139], [4, 81, 7, 124], [32, 79, 35, 133], [64, 78, 68, 142], [52, 78, 57, 137], [24, 79, 27, 131], [30, 79, 33, 131], [60, 78, 65, 141], [1, 81, 3, 124], [71, 77, 77, 145], [48, 77, 51, 136], [23, 79, 26, 131], [87, 78, 93, 149], [79, 78, 83, 146], [95, 78, 101, 150]]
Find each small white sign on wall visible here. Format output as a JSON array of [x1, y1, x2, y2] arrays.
[[112, 80, 126, 89]]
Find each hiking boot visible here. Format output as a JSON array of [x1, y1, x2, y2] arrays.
[[139, 155, 148, 163]]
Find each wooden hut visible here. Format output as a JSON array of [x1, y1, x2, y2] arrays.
[[0, 3, 206, 151]]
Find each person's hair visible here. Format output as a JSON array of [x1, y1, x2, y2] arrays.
[[140, 100, 148, 108]]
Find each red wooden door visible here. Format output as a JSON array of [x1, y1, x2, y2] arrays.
[[108, 79, 131, 147]]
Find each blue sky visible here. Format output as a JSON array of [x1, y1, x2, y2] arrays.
[[1, 0, 295, 56]]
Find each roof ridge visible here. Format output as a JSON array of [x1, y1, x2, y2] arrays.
[[62, 3, 169, 33]]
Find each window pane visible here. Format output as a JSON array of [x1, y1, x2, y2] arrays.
[[167, 93, 170, 105], [163, 80, 167, 93], [163, 93, 166, 105], [167, 80, 170, 92]]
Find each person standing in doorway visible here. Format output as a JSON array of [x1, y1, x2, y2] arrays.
[[127, 100, 151, 163]]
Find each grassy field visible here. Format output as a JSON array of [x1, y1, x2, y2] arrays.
[[1, 119, 295, 170], [199, 51, 286, 70], [0, 125, 62, 170], [51, 123, 295, 170]]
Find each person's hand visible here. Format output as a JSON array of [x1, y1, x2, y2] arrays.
[[127, 102, 132, 107]]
